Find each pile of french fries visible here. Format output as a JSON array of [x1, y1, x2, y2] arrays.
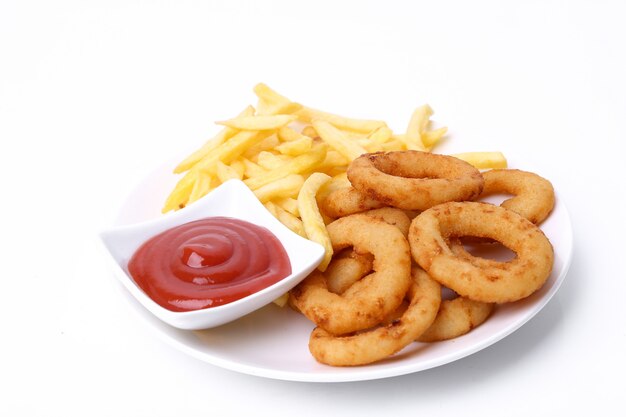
[[164, 83, 507, 288]]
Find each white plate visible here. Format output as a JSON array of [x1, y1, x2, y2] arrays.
[[109, 162, 573, 382]]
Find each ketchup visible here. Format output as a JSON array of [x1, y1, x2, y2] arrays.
[[128, 217, 291, 312]]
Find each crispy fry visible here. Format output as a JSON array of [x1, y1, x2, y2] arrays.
[[189, 129, 274, 175], [368, 126, 394, 144], [173, 105, 255, 174], [215, 160, 243, 182], [403, 105, 432, 151], [241, 157, 268, 179], [274, 204, 307, 238], [313, 120, 367, 160], [187, 171, 214, 204], [301, 125, 319, 139], [314, 150, 351, 174], [244, 143, 327, 190], [381, 139, 407, 151], [277, 126, 308, 142], [273, 196, 300, 216], [256, 151, 292, 170], [162, 170, 196, 213], [263, 201, 278, 217], [242, 135, 281, 159], [356, 138, 385, 153], [298, 107, 386, 133], [253, 83, 292, 106], [452, 152, 508, 169], [253, 174, 304, 203], [253, 83, 302, 116], [422, 127, 448, 149], [275, 136, 313, 156], [216, 114, 297, 131], [272, 292, 290, 307], [298, 173, 333, 271]]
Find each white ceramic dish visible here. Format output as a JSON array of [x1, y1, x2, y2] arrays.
[[106, 163, 573, 382], [99, 179, 325, 330]]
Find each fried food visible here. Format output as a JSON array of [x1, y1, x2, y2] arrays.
[[320, 186, 384, 218], [289, 214, 412, 335], [361, 207, 411, 237], [324, 208, 410, 294], [325, 250, 374, 295], [409, 202, 554, 303], [452, 152, 507, 170], [308, 267, 441, 366], [297, 173, 333, 271], [480, 169, 555, 224], [158, 83, 559, 367], [347, 151, 485, 211], [417, 296, 494, 342]]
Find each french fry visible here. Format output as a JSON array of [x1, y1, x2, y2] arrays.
[[253, 83, 292, 107], [368, 126, 394, 144], [242, 135, 281, 159], [422, 127, 448, 149], [264, 200, 306, 238], [381, 139, 407, 151], [216, 114, 297, 131], [309, 150, 351, 176], [162, 170, 197, 213], [260, 101, 302, 116], [298, 107, 386, 133], [187, 171, 214, 204], [272, 292, 290, 307], [273, 197, 299, 216], [173, 105, 255, 174], [190, 129, 274, 174], [403, 105, 432, 151], [215, 160, 243, 182], [264, 201, 278, 217], [297, 172, 333, 271], [240, 157, 268, 179], [253, 83, 302, 116], [316, 172, 350, 207], [356, 137, 384, 153], [301, 125, 319, 139], [253, 174, 304, 203], [256, 151, 292, 170], [228, 159, 245, 178], [275, 136, 313, 156], [244, 143, 327, 190], [452, 152, 508, 169], [274, 204, 307, 238], [277, 126, 307, 142], [313, 120, 367, 160]]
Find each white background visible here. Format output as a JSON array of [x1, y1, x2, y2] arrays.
[[2, 0, 625, 415]]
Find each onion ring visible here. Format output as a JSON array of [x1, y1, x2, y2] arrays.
[[409, 202, 554, 303], [325, 249, 374, 295], [290, 214, 412, 335], [479, 169, 555, 225], [308, 267, 441, 366], [325, 208, 410, 294], [347, 151, 484, 211], [320, 186, 384, 218], [361, 207, 411, 237], [417, 296, 494, 342]]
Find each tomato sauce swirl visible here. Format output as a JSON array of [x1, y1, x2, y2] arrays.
[[128, 217, 291, 312]]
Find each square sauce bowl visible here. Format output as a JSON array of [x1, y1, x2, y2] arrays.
[[99, 179, 324, 330]]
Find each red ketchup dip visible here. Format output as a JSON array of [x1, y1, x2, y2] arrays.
[[128, 217, 291, 312]]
